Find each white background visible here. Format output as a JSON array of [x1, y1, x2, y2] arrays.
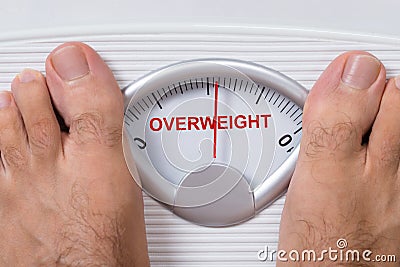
[[1, 0, 400, 39]]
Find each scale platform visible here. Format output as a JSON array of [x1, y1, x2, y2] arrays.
[[1, 1, 400, 266]]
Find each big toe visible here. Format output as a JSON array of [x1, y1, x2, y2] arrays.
[[45, 42, 124, 148], [300, 51, 386, 161]]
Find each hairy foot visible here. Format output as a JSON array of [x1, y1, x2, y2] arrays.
[[278, 52, 400, 266], [0, 43, 149, 266]]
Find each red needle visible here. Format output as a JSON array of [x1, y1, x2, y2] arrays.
[[213, 81, 219, 159]]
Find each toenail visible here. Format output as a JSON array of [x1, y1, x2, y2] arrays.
[[19, 69, 39, 83], [341, 54, 380, 89], [395, 75, 400, 90], [51, 45, 90, 81], [0, 92, 11, 109]]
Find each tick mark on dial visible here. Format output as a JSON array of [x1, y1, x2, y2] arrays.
[[264, 88, 271, 99], [133, 105, 141, 115], [256, 87, 265, 104], [157, 90, 163, 100], [294, 127, 302, 135], [286, 104, 295, 114], [147, 96, 153, 105], [268, 91, 276, 103], [162, 88, 168, 98], [137, 102, 145, 112], [294, 113, 303, 122], [281, 101, 290, 113], [290, 108, 300, 118], [273, 94, 281, 105], [249, 83, 254, 94], [278, 98, 285, 108], [152, 93, 162, 110], [128, 109, 139, 120], [178, 83, 184, 94], [244, 81, 249, 92], [287, 147, 294, 153], [207, 77, 210, 95], [125, 113, 134, 122]]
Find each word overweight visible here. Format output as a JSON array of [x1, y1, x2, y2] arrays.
[[149, 114, 272, 131]]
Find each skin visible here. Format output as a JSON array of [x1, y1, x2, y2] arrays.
[[278, 51, 400, 266], [0, 42, 149, 266]]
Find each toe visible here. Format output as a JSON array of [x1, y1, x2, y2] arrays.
[[301, 51, 385, 161], [367, 77, 400, 173], [45, 42, 123, 148], [11, 69, 61, 160], [0, 92, 29, 174]]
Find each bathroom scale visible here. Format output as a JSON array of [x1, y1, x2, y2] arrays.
[[1, 1, 400, 266]]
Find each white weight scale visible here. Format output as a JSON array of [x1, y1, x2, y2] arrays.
[[1, 1, 400, 266]]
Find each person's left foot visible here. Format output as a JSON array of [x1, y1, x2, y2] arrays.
[[0, 42, 149, 266]]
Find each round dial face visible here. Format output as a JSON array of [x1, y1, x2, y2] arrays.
[[122, 59, 307, 226]]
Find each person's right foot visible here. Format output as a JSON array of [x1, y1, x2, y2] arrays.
[[0, 42, 149, 266], [278, 51, 400, 266]]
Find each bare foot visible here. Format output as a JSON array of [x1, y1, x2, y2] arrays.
[[278, 51, 400, 266], [0, 43, 149, 266]]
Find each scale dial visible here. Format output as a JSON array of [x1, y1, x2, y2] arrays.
[[123, 59, 307, 227]]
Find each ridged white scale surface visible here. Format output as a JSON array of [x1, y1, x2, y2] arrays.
[[0, 29, 399, 266]]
